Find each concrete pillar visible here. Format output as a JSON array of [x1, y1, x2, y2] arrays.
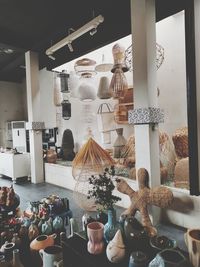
[[130, 0, 160, 223], [194, 0, 200, 192], [25, 51, 44, 183]]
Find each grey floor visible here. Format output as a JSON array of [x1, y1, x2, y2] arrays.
[[0, 176, 187, 252]]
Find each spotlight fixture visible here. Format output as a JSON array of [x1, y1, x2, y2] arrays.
[[48, 54, 56, 60], [67, 42, 74, 52], [90, 27, 97, 36], [45, 15, 104, 57]]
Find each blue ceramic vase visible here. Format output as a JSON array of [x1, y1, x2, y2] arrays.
[[104, 208, 122, 243]]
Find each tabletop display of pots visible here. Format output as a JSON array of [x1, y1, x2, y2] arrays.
[[106, 229, 125, 263]]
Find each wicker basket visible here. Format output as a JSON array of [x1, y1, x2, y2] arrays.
[[172, 127, 188, 158]]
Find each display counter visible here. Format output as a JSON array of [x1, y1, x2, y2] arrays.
[[0, 152, 31, 181], [45, 162, 136, 209]]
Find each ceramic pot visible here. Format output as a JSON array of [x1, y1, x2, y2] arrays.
[[185, 228, 200, 267], [28, 223, 39, 241], [104, 208, 122, 243], [12, 249, 23, 267], [12, 233, 21, 249], [53, 216, 63, 232], [41, 219, 53, 235], [106, 229, 125, 263], [0, 255, 9, 267], [123, 215, 149, 250], [1, 242, 15, 261], [87, 222, 104, 255], [148, 249, 188, 267], [150, 235, 177, 253], [30, 234, 57, 251], [128, 251, 148, 267], [39, 245, 63, 267], [46, 149, 57, 164], [113, 128, 126, 158]]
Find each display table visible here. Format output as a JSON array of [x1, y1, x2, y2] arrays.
[[0, 152, 31, 182], [61, 234, 190, 267]]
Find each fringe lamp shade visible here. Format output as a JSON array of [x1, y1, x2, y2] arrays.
[[109, 67, 128, 99], [72, 137, 115, 181]]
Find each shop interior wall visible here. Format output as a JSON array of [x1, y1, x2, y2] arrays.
[[0, 81, 26, 148]]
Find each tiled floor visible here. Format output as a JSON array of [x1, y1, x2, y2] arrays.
[[0, 176, 187, 251]]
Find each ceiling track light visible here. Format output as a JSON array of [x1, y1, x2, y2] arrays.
[[46, 14, 104, 58], [48, 54, 56, 60], [67, 42, 74, 52]]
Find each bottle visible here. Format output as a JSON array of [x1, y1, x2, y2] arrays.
[[12, 249, 24, 267]]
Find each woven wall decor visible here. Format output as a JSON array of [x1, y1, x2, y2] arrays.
[[72, 138, 115, 181]]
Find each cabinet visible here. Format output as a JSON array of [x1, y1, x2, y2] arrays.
[[0, 152, 31, 181]]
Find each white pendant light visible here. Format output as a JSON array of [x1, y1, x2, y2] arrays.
[[78, 82, 96, 101]]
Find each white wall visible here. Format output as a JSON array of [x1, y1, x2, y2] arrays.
[[156, 11, 187, 136], [0, 81, 26, 147]]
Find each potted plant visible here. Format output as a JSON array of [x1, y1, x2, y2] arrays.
[[87, 166, 122, 242]]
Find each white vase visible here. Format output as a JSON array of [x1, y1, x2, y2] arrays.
[[106, 229, 125, 263]]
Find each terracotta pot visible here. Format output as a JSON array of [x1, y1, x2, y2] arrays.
[[30, 234, 57, 251]]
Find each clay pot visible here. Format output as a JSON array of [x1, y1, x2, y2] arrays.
[[46, 149, 57, 164], [30, 234, 57, 251]]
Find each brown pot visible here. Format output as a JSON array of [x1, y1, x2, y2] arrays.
[[46, 149, 57, 164], [30, 234, 57, 251]]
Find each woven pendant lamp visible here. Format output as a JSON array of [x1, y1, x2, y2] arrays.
[[72, 137, 115, 181], [72, 138, 115, 211], [109, 66, 128, 99]]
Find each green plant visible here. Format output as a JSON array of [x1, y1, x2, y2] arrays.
[[87, 166, 121, 210]]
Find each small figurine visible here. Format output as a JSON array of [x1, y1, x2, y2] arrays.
[[116, 168, 174, 237]]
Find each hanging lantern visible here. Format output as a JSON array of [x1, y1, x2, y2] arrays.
[[109, 66, 128, 99], [61, 99, 71, 120], [58, 70, 70, 93], [74, 58, 97, 78], [111, 43, 129, 73]]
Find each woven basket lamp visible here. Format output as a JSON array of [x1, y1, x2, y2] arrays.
[[72, 138, 115, 181], [109, 66, 128, 99], [72, 138, 115, 211]]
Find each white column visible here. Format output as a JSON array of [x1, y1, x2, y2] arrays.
[[131, 0, 160, 222], [194, 0, 200, 192], [25, 51, 44, 184]]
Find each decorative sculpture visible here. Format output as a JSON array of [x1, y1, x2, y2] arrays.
[[116, 168, 173, 237]]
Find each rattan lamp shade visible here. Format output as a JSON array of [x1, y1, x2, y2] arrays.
[[72, 138, 115, 181]]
